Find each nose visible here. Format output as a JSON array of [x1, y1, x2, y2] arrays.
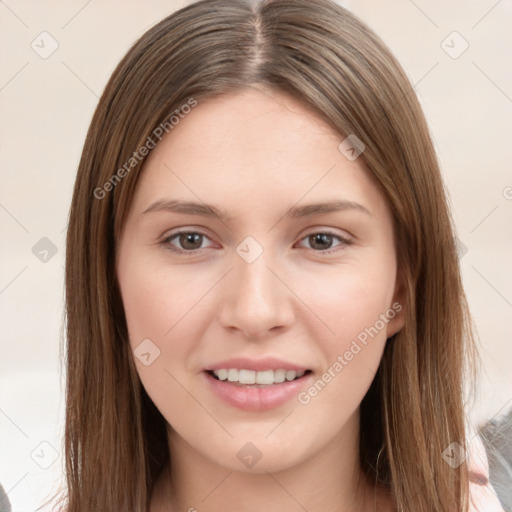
[[218, 249, 295, 341]]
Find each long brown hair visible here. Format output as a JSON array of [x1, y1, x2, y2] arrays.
[[47, 0, 477, 510]]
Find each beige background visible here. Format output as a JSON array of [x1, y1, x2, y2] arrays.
[[0, 1, 511, 510]]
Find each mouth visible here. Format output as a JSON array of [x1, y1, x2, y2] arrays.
[[203, 363, 314, 411]]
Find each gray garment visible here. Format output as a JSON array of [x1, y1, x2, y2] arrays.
[[0, 481, 11, 512], [480, 407, 512, 511]]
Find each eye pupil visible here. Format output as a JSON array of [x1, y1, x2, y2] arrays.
[[180, 233, 202, 250], [309, 233, 333, 250]]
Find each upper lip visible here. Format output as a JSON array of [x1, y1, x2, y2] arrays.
[[205, 357, 310, 372]]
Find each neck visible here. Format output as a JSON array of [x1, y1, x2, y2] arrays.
[[151, 413, 391, 512]]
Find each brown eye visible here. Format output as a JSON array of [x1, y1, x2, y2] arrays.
[[178, 232, 203, 250], [163, 231, 212, 253], [308, 233, 335, 250], [298, 231, 351, 254]]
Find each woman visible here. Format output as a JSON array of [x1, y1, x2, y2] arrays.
[[46, 0, 503, 510]]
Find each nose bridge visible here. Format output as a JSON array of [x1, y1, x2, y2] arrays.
[[235, 251, 275, 306], [219, 240, 294, 337]]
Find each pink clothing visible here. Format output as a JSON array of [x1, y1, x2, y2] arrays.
[[468, 435, 505, 511]]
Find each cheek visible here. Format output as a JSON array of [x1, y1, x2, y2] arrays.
[[118, 255, 221, 419], [295, 260, 397, 350], [119, 255, 212, 351], [294, 261, 396, 404], [117, 258, 212, 431], [120, 275, 173, 353], [293, 276, 394, 445]]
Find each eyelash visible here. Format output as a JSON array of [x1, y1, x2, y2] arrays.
[[160, 229, 352, 256]]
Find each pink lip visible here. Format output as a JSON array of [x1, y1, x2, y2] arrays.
[[203, 370, 313, 412], [205, 357, 309, 372]]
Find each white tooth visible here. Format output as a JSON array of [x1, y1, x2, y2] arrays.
[[255, 370, 274, 385], [238, 369, 256, 384], [220, 368, 303, 384], [216, 369, 228, 381], [285, 370, 297, 381], [227, 369, 239, 382], [274, 369, 286, 383]]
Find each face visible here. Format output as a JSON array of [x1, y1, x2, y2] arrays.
[[116, 87, 404, 474]]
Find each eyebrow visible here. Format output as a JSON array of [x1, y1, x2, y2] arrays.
[[141, 199, 371, 220]]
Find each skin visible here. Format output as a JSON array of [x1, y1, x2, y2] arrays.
[[116, 87, 405, 512]]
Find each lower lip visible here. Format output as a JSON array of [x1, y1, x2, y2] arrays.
[[204, 371, 312, 411]]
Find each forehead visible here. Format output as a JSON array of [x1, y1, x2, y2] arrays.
[[148, 88, 341, 171], [127, 88, 389, 223]]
